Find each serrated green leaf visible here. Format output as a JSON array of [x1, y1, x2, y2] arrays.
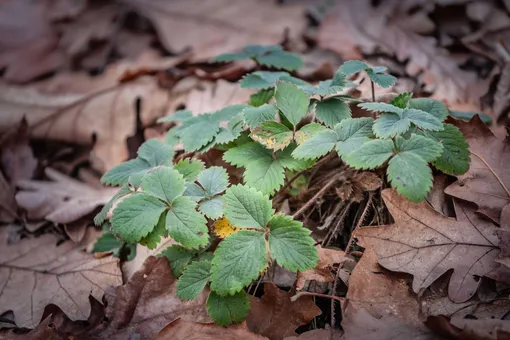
[[275, 82, 310, 127], [176, 114, 221, 151], [197, 167, 229, 196], [315, 98, 351, 128], [127, 169, 149, 189], [166, 197, 209, 249], [371, 66, 388, 73], [334, 117, 374, 156], [394, 134, 443, 162], [448, 110, 492, 124], [207, 290, 250, 326], [276, 144, 314, 170], [101, 158, 150, 186], [140, 167, 185, 203], [199, 196, 225, 219], [406, 108, 443, 131], [213, 114, 244, 145], [331, 70, 347, 88], [223, 185, 274, 229], [339, 60, 368, 75], [137, 139, 174, 166], [244, 157, 285, 195], [343, 139, 394, 169], [294, 123, 328, 144], [409, 98, 448, 122], [240, 71, 307, 89], [390, 92, 413, 109], [242, 104, 278, 128], [213, 51, 252, 62], [367, 69, 397, 88], [177, 260, 211, 300], [157, 110, 193, 123], [257, 50, 303, 71], [249, 88, 274, 107], [111, 193, 167, 242], [373, 113, 411, 138], [418, 124, 470, 175], [183, 182, 207, 201], [94, 185, 131, 225], [250, 121, 293, 150], [358, 102, 403, 115], [243, 44, 281, 55], [162, 245, 197, 277], [140, 211, 167, 249], [92, 228, 123, 253], [211, 104, 249, 122], [268, 214, 318, 272], [210, 230, 267, 295], [174, 159, 205, 182], [299, 79, 345, 97], [292, 129, 337, 160], [387, 153, 432, 202], [223, 141, 272, 167]]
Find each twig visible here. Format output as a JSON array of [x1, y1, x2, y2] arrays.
[[292, 177, 338, 219], [370, 80, 375, 102], [346, 192, 374, 254], [330, 266, 342, 328], [290, 291, 344, 303], [470, 151, 510, 198], [323, 201, 352, 246]]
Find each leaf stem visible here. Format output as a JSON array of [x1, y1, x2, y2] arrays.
[[290, 291, 344, 303], [370, 80, 375, 102], [346, 192, 373, 254], [470, 151, 510, 198]]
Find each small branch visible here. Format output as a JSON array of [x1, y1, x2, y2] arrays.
[[370, 80, 376, 102], [291, 291, 344, 303], [346, 192, 374, 254], [470, 151, 510, 198], [292, 177, 337, 219]]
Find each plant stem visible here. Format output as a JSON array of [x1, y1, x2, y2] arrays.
[[346, 192, 373, 254], [292, 177, 337, 219], [371, 80, 375, 102], [290, 291, 344, 303]]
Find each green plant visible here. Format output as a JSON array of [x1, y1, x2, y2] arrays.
[[95, 45, 470, 325]]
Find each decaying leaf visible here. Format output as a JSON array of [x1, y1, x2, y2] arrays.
[[247, 283, 322, 340], [425, 315, 510, 340], [357, 189, 500, 303], [0, 171, 17, 223], [0, 227, 121, 328], [283, 329, 341, 340], [15, 168, 118, 224]]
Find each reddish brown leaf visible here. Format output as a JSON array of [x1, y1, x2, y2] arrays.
[[155, 319, 269, 340], [353, 172, 382, 192], [425, 315, 510, 340]]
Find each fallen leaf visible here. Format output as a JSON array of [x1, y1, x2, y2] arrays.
[[155, 319, 269, 340], [426, 174, 454, 217], [445, 116, 510, 224], [124, 0, 307, 61], [0, 171, 17, 223], [247, 283, 322, 340], [0, 227, 121, 328], [425, 315, 510, 340], [95, 256, 210, 339], [356, 189, 500, 303], [15, 168, 118, 224], [64, 221, 88, 243], [296, 246, 350, 290], [2, 316, 60, 340], [283, 329, 341, 340]]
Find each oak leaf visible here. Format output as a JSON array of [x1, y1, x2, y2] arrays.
[[154, 319, 268, 340], [296, 246, 350, 290]]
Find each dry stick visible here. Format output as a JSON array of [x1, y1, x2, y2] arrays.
[[323, 201, 352, 246], [345, 192, 374, 255], [470, 151, 510, 198], [330, 266, 342, 328], [292, 177, 338, 219], [290, 291, 344, 303], [370, 80, 376, 102]]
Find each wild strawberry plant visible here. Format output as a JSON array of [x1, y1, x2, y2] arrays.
[[95, 45, 470, 325]]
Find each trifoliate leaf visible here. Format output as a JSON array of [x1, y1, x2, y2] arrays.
[[211, 104, 249, 122], [140, 211, 167, 249], [339, 60, 368, 75], [244, 157, 285, 195], [299, 78, 346, 96], [214, 216, 239, 239], [207, 291, 250, 326], [406, 108, 443, 131], [373, 113, 411, 138], [276, 144, 314, 170], [177, 259, 211, 300], [111, 193, 167, 242], [358, 102, 403, 115], [275, 82, 310, 127], [390, 92, 413, 109], [250, 121, 293, 150], [174, 159, 205, 182], [127, 169, 149, 189], [213, 114, 245, 145], [268, 214, 318, 272], [197, 167, 229, 197], [387, 153, 432, 202], [249, 88, 274, 107], [343, 139, 394, 169], [240, 71, 307, 89], [294, 123, 328, 144], [166, 197, 209, 249], [140, 166, 185, 204], [418, 124, 470, 175], [292, 129, 337, 160], [394, 134, 443, 162], [199, 196, 225, 219], [157, 110, 193, 123], [223, 142, 270, 167], [137, 139, 174, 167], [161, 245, 197, 277], [410, 98, 448, 122], [101, 158, 150, 186], [243, 104, 278, 128], [367, 69, 397, 88], [210, 230, 267, 295], [331, 70, 347, 88], [334, 117, 374, 156], [315, 98, 351, 128], [257, 50, 303, 71], [213, 51, 252, 62], [223, 185, 274, 229], [94, 185, 131, 225], [176, 114, 221, 152]]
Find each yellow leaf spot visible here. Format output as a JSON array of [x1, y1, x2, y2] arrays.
[[214, 216, 239, 239]]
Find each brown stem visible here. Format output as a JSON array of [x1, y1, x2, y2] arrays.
[[346, 192, 374, 254], [291, 291, 344, 303], [371, 80, 375, 102], [292, 177, 337, 219]]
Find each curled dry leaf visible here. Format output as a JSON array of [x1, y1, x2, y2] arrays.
[[356, 189, 500, 303], [353, 172, 382, 191], [247, 283, 322, 340], [0, 227, 122, 328], [155, 319, 269, 340], [445, 116, 510, 224], [15, 168, 118, 224]]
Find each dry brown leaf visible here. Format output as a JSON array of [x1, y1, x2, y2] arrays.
[[2, 316, 60, 340], [247, 283, 322, 340], [95, 256, 210, 339], [425, 315, 510, 340], [0, 172, 17, 223], [426, 174, 454, 217], [353, 172, 382, 192], [445, 116, 510, 224], [0, 227, 121, 328], [283, 329, 341, 340], [124, 0, 306, 61], [357, 189, 500, 303], [155, 319, 269, 340], [15, 168, 118, 224], [296, 246, 350, 290]]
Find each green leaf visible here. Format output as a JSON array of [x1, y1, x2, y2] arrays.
[[140, 211, 167, 249], [140, 167, 185, 203], [243, 157, 285, 194], [268, 214, 318, 272], [276, 144, 314, 170], [242, 104, 278, 128], [211, 104, 249, 122], [210, 230, 267, 295], [418, 124, 470, 175], [127, 169, 149, 189], [257, 50, 303, 71], [390, 92, 413, 109], [406, 108, 443, 131], [334, 117, 374, 156], [387, 153, 433, 202], [213, 51, 252, 62], [199, 196, 225, 219], [166, 197, 209, 249], [294, 123, 328, 144], [315, 98, 351, 128], [174, 159, 205, 182], [223, 142, 271, 167], [343, 139, 394, 169], [249, 88, 274, 107], [371, 66, 388, 73], [162, 245, 197, 277], [183, 182, 207, 201], [94, 185, 131, 225], [449, 110, 492, 124], [137, 139, 174, 167], [240, 71, 307, 89], [177, 259, 211, 300], [213, 114, 244, 145], [275, 81, 310, 127], [101, 158, 150, 186], [176, 114, 220, 152], [394, 134, 443, 162], [207, 290, 250, 326], [292, 129, 337, 160], [339, 60, 368, 75], [157, 110, 193, 123], [223, 185, 274, 229], [111, 193, 167, 242], [243, 44, 281, 55], [409, 98, 448, 122], [197, 167, 229, 197], [367, 69, 397, 88], [250, 121, 293, 150], [358, 102, 403, 115], [373, 113, 411, 138], [92, 229, 123, 253]]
